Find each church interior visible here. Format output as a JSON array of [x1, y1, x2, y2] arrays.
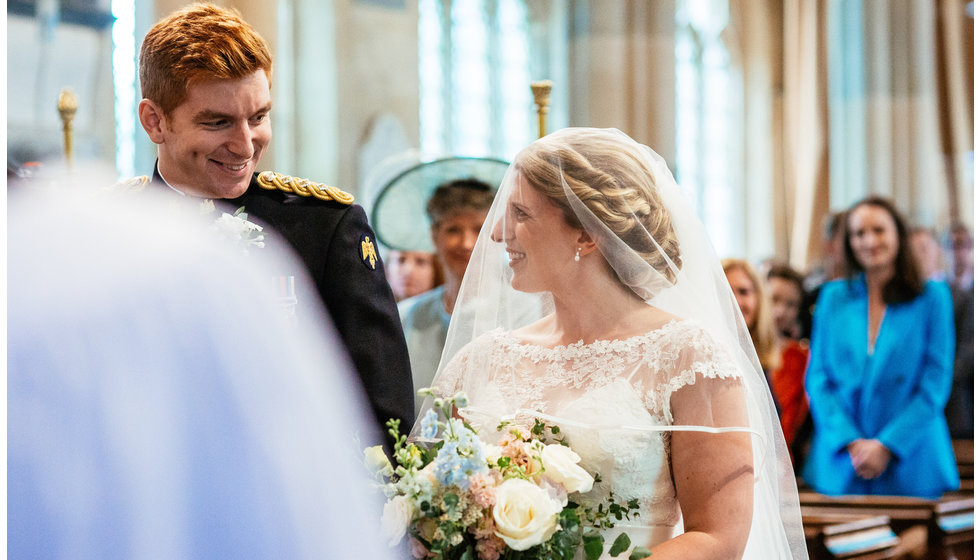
[[6, 1, 976, 559]]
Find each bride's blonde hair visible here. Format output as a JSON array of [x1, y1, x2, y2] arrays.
[[515, 129, 682, 284]]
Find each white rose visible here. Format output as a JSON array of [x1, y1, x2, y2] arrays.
[[380, 495, 416, 546], [540, 444, 594, 494], [214, 213, 250, 236], [484, 444, 504, 464], [364, 445, 394, 477], [492, 478, 562, 550]]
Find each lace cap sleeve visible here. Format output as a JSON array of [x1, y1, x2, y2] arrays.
[[641, 321, 740, 423], [429, 330, 500, 397]]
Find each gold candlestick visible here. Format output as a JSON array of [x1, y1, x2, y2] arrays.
[[58, 89, 78, 171], [530, 80, 553, 138]]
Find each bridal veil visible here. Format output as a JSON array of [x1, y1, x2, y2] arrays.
[[414, 128, 807, 559]]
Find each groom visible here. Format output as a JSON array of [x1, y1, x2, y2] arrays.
[[134, 3, 414, 443]]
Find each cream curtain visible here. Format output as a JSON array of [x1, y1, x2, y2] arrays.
[[856, 0, 950, 227], [566, 0, 678, 167], [734, 0, 829, 270], [782, 0, 830, 271], [736, 0, 970, 269], [935, 0, 974, 226]]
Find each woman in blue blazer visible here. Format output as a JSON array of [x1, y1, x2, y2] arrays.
[[803, 196, 958, 498]]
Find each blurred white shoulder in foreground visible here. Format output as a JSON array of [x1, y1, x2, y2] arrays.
[[8, 187, 397, 560]]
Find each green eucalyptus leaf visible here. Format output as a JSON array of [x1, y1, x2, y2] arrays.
[[582, 531, 604, 560], [443, 492, 459, 508], [629, 547, 652, 560], [608, 533, 631, 557]]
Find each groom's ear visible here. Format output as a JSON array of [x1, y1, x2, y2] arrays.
[[138, 99, 168, 145], [576, 231, 599, 256]]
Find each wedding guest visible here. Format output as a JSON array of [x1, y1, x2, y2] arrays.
[[9, 189, 396, 560], [943, 222, 973, 439], [801, 211, 847, 339], [722, 259, 778, 373], [803, 196, 957, 498], [134, 2, 413, 443], [910, 226, 946, 281], [946, 222, 974, 292], [386, 249, 440, 302], [399, 178, 496, 413], [765, 262, 812, 470]]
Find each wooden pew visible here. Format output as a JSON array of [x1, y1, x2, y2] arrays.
[[951, 439, 973, 494], [798, 491, 974, 560], [803, 512, 900, 559], [928, 497, 974, 560]]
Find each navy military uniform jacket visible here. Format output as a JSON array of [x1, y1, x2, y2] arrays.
[[151, 167, 415, 444]]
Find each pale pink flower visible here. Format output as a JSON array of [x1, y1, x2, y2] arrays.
[[470, 512, 497, 539], [469, 472, 498, 509], [408, 537, 431, 559], [497, 426, 531, 447], [475, 534, 507, 560]]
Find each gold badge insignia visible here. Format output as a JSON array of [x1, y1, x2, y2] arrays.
[[361, 235, 378, 270]]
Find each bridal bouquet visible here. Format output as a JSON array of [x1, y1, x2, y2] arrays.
[[364, 391, 651, 560]]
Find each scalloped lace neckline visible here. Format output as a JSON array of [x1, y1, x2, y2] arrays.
[[492, 318, 692, 356]]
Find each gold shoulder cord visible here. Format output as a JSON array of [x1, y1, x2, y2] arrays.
[[256, 171, 355, 205]]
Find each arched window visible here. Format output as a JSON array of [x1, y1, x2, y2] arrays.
[[419, 0, 534, 160], [675, 0, 744, 258]]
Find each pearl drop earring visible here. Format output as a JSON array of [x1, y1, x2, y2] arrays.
[[574, 247, 581, 262]]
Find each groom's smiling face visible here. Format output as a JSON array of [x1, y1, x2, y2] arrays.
[[143, 69, 272, 199]]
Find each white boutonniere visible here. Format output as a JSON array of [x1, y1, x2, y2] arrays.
[[210, 205, 266, 253]]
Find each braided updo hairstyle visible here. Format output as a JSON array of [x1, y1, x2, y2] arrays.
[[514, 129, 682, 286]]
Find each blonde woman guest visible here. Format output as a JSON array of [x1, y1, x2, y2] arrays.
[[723, 259, 778, 373]]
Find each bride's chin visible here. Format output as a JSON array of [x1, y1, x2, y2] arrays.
[[509, 279, 537, 294]]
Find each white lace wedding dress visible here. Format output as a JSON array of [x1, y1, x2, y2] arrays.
[[433, 319, 740, 559]]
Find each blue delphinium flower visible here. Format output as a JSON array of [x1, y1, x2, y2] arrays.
[[420, 409, 439, 440], [432, 420, 488, 490]]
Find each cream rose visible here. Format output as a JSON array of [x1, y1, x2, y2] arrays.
[[540, 444, 594, 494], [492, 478, 562, 550], [380, 495, 416, 546]]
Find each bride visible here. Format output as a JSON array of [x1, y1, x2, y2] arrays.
[[413, 128, 806, 559]]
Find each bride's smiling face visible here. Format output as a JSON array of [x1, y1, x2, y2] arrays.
[[492, 176, 582, 293]]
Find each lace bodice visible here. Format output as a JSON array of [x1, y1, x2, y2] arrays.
[[434, 319, 740, 555]]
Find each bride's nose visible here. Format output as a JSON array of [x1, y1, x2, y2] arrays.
[[490, 217, 506, 243]]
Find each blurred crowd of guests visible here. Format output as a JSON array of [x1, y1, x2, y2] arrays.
[[718, 200, 973, 499]]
